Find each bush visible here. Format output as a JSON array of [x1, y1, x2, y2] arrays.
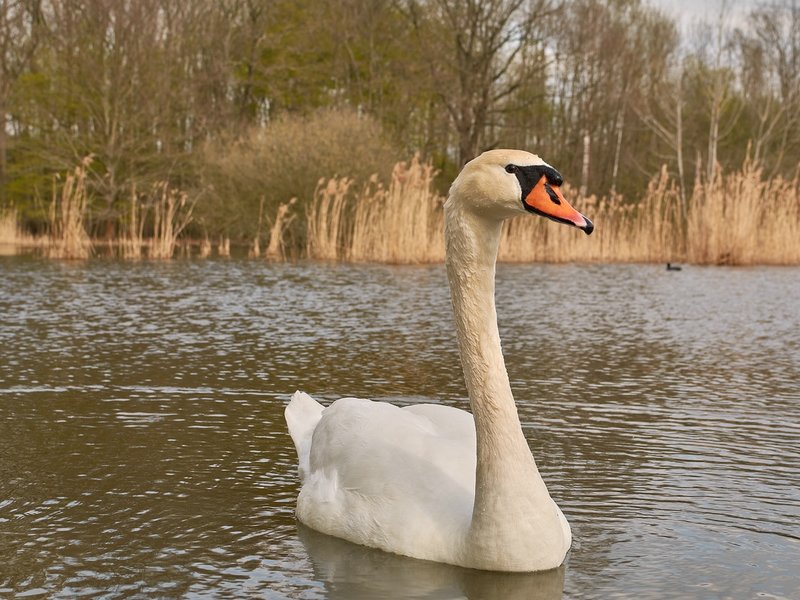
[[197, 107, 401, 245]]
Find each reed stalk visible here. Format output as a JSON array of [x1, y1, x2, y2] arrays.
[[306, 177, 352, 260], [266, 197, 297, 260], [249, 197, 265, 258], [199, 237, 212, 258], [217, 236, 230, 257], [120, 185, 147, 259], [148, 182, 195, 259], [0, 208, 21, 248], [0, 208, 41, 253], [47, 157, 93, 260]]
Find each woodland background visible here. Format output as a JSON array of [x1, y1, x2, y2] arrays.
[[1, 0, 799, 261]]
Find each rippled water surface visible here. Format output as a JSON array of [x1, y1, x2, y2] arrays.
[[1, 257, 798, 599]]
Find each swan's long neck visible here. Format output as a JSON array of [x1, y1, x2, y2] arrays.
[[445, 201, 565, 568]]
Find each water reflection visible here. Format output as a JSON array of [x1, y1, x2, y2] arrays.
[[0, 258, 798, 598], [298, 524, 565, 600]]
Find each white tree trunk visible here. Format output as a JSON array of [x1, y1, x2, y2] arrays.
[[580, 130, 590, 196]]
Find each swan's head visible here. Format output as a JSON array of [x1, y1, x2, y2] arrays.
[[447, 149, 593, 234]]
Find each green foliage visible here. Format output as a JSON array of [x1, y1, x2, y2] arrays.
[[2, 0, 800, 242]]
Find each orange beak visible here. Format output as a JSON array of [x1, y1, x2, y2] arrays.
[[523, 175, 593, 235]]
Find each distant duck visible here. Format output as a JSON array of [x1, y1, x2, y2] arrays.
[[667, 263, 682, 271]]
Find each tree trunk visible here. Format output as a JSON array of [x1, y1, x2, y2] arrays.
[[610, 108, 624, 195], [707, 103, 720, 183], [0, 98, 6, 204], [580, 130, 590, 196], [675, 76, 686, 217]]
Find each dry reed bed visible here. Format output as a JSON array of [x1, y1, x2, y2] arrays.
[[1, 158, 197, 260], [686, 161, 800, 264], [0, 209, 35, 251], [305, 158, 800, 265], [307, 156, 446, 262], [116, 182, 197, 259], [2, 157, 798, 265]]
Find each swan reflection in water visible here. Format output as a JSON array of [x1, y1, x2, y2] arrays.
[[297, 523, 565, 600]]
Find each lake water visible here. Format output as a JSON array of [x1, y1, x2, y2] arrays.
[[0, 257, 798, 599]]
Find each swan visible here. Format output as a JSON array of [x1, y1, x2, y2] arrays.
[[285, 149, 593, 572]]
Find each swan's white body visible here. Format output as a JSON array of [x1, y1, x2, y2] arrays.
[[285, 149, 592, 572]]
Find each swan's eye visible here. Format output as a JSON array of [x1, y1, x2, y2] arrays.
[[505, 164, 517, 174]]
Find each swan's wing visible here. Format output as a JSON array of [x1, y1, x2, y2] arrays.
[[402, 402, 475, 440], [308, 397, 476, 495], [294, 395, 476, 562]]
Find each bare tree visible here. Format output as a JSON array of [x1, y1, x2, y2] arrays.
[[636, 60, 688, 212], [543, 0, 676, 197], [686, 4, 743, 182], [738, 1, 800, 175], [406, 0, 554, 165]]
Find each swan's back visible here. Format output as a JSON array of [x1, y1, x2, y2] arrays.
[[285, 391, 477, 563]]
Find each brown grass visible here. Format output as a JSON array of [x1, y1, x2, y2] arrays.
[[0, 209, 19, 244], [148, 182, 195, 259], [305, 155, 446, 263], [6, 155, 797, 265], [686, 160, 800, 264], [0, 209, 36, 252], [266, 197, 297, 260], [349, 157, 446, 263], [0, 208, 42, 255], [306, 177, 353, 260], [47, 157, 93, 260], [497, 168, 685, 263], [120, 185, 147, 259], [302, 157, 800, 265]]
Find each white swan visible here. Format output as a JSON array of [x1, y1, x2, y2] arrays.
[[285, 149, 593, 572]]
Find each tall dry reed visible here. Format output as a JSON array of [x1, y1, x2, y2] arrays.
[[302, 157, 799, 265], [249, 197, 265, 258], [349, 156, 446, 263], [9, 154, 796, 265], [306, 177, 352, 260], [120, 185, 147, 259], [266, 197, 297, 260], [217, 236, 231, 257], [199, 237, 212, 258], [498, 168, 685, 263], [149, 182, 195, 259], [686, 160, 800, 264], [0, 209, 40, 253], [47, 157, 93, 259], [0, 209, 22, 248], [502, 165, 798, 264], [304, 156, 445, 263]]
